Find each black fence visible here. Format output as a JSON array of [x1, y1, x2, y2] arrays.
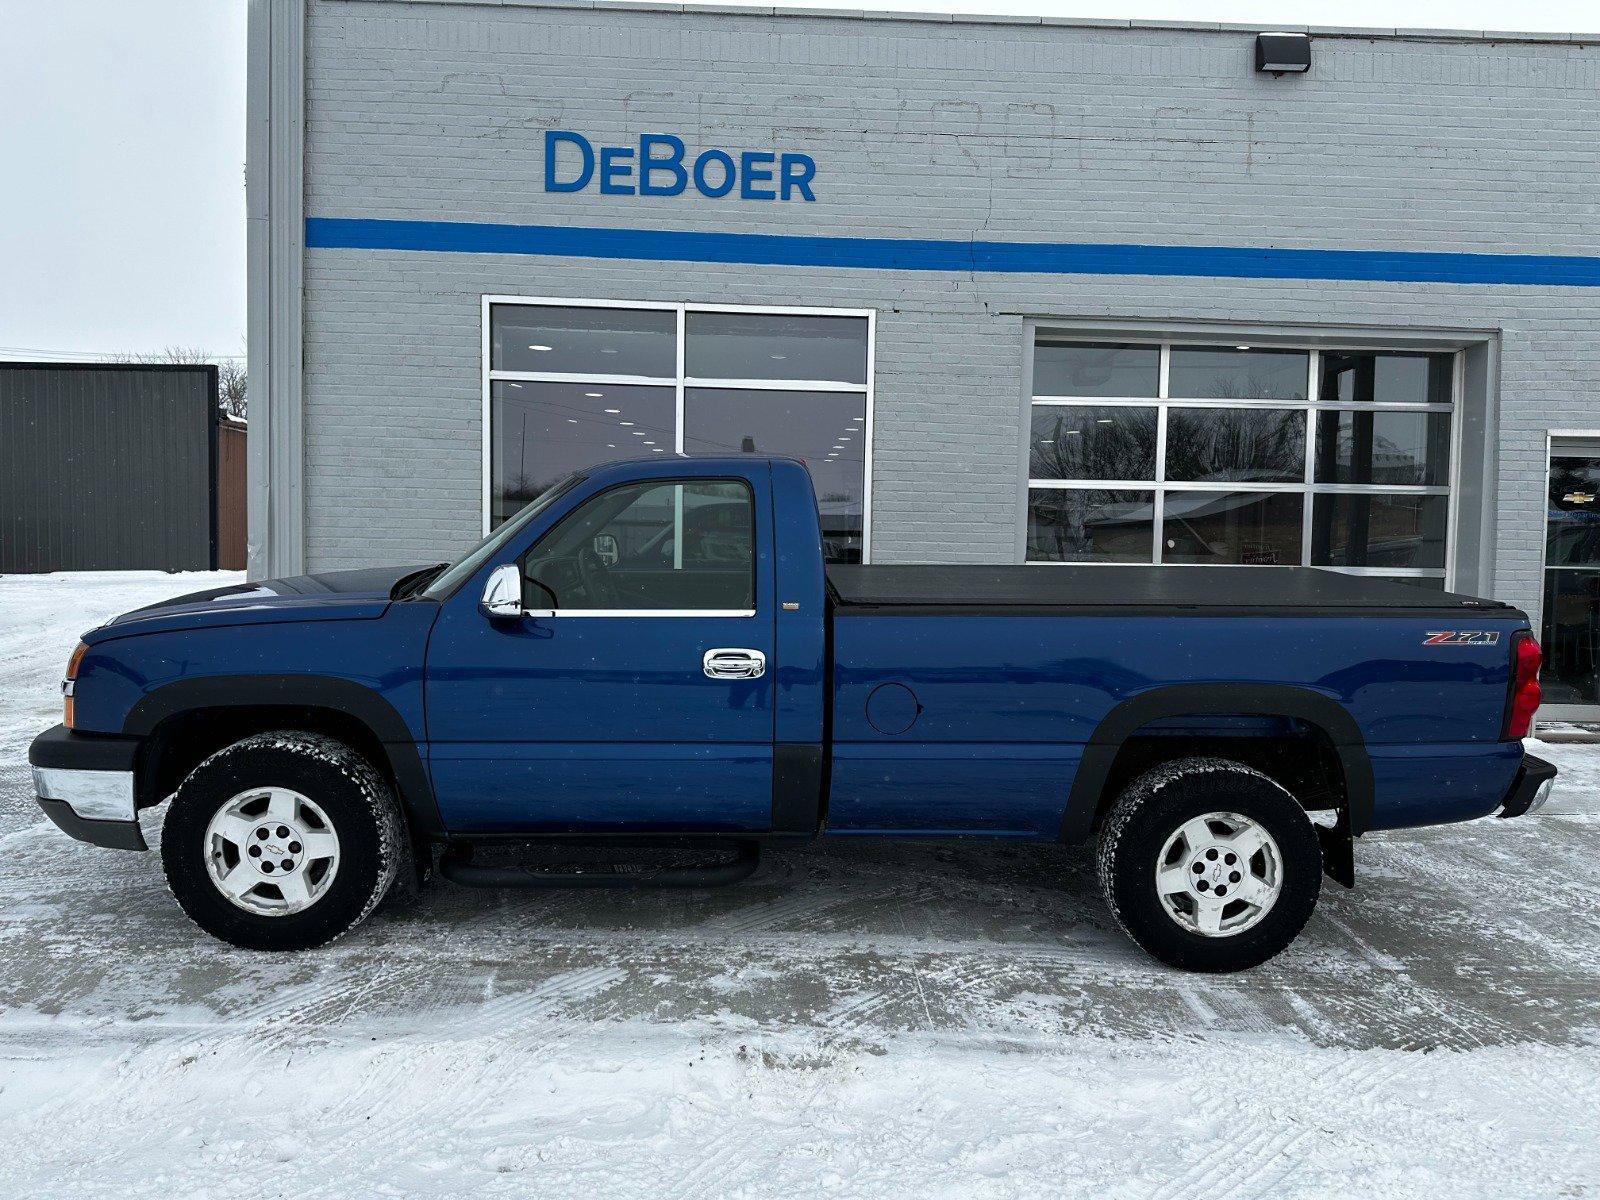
[[0, 363, 220, 573]]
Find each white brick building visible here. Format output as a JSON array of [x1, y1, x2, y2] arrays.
[[248, 0, 1600, 717]]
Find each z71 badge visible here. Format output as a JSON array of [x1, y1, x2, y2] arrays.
[[1423, 630, 1501, 645]]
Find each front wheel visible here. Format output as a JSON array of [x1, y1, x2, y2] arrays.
[[161, 732, 406, 951], [1096, 757, 1323, 972]]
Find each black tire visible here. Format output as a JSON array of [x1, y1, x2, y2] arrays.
[[1096, 757, 1322, 973], [161, 732, 406, 951]]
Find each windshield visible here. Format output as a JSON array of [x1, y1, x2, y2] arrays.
[[420, 474, 582, 601]]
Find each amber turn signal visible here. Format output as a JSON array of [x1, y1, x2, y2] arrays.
[[63, 642, 87, 729]]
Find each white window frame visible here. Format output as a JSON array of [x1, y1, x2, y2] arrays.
[[482, 296, 876, 561], [1024, 335, 1464, 587]]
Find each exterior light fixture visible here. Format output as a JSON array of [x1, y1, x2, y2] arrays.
[[528, 343, 552, 351], [1256, 32, 1311, 74]]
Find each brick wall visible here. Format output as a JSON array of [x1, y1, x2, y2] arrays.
[[299, 0, 1600, 625]]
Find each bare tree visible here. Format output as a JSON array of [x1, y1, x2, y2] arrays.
[[115, 345, 246, 422]]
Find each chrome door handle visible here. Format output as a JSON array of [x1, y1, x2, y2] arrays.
[[702, 648, 767, 680]]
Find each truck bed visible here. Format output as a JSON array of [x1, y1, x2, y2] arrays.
[[826, 564, 1518, 617]]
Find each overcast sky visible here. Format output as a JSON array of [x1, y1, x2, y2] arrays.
[[1, 0, 1595, 362]]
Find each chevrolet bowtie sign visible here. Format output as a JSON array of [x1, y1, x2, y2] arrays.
[[544, 131, 818, 201], [1563, 491, 1596, 504]]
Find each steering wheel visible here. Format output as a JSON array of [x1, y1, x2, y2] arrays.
[[576, 546, 621, 608]]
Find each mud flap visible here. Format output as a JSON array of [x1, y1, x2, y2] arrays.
[[1318, 819, 1355, 889]]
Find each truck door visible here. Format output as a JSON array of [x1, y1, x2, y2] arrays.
[[424, 473, 776, 832]]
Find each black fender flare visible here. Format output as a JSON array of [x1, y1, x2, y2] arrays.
[[123, 674, 443, 836], [1058, 683, 1374, 843]]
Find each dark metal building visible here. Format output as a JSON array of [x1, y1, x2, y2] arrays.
[[0, 363, 223, 573]]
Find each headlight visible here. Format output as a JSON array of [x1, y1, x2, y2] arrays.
[[63, 642, 87, 729]]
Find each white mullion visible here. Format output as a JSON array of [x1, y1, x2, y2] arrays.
[[674, 304, 686, 455], [1309, 483, 1451, 496], [1302, 353, 1319, 567], [481, 296, 493, 535], [1444, 350, 1464, 590], [1153, 344, 1171, 564], [1152, 403, 1168, 564], [862, 309, 876, 564]]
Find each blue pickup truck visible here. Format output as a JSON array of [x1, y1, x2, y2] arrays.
[[29, 455, 1556, 971]]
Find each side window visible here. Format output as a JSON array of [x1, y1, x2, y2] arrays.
[[521, 480, 756, 612]]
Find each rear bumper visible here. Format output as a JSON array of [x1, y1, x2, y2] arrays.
[[1495, 753, 1558, 819], [28, 725, 146, 851]]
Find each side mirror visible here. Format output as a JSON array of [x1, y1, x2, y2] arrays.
[[479, 564, 524, 621]]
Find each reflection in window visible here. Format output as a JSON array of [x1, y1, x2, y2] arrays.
[[487, 304, 872, 561], [1027, 489, 1155, 562], [685, 312, 867, 384], [521, 479, 755, 611], [1028, 336, 1457, 584], [1030, 406, 1158, 480], [683, 388, 866, 563], [490, 382, 675, 526], [1314, 409, 1451, 486], [1320, 351, 1452, 405], [1545, 456, 1600, 567], [1168, 347, 1309, 400], [490, 306, 675, 376], [1542, 568, 1600, 705], [1165, 408, 1306, 484], [1161, 492, 1303, 566], [1311, 494, 1448, 570], [1033, 342, 1160, 397]]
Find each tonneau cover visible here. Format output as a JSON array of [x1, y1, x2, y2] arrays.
[[826, 564, 1518, 616]]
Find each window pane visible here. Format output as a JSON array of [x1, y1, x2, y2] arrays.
[[491, 305, 676, 376], [683, 388, 866, 564], [1314, 409, 1451, 486], [1311, 494, 1448, 570], [1033, 342, 1159, 397], [1319, 351, 1452, 405], [1546, 455, 1600, 567], [1541, 568, 1600, 706], [1030, 405, 1158, 481], [1165, 408, 1306, 484], [1027, 489, 1154, 563], [490, 382, 675, 527], [685, 312, 867, 384], [1168, 347, 1309, 400], [1161, 492, 1303, 565], [522, 479, 755, 611]]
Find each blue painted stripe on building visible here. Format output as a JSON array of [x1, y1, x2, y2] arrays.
[[305, 216, 1600, 287]]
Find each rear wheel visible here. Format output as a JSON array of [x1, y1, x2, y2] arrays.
[[1096, 757, 1322, 972], [161, 732, 405, 951]]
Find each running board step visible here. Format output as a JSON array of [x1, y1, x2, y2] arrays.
[[438, 840, 760, 889]]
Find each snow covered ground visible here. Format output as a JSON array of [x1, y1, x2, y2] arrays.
[[1, 571, 1597, 1198]]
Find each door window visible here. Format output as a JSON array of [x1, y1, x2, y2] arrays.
[[521, 480, 756, 613], [1542, 449, 1600, 710]]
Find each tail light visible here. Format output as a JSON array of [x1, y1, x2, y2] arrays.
[[63, 642, 87, 730], [1503, 631, 1542, 740]]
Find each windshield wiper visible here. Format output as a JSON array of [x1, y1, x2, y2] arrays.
[[390, 563, 449, 600]]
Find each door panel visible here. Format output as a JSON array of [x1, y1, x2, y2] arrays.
[[425, 473, 776, 833]]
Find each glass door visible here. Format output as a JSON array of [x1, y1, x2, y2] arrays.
[[1540, 437, 1600, 720]]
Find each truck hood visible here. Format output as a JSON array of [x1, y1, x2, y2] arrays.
[[83, 564, 430, 643]]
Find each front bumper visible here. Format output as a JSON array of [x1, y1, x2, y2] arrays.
[[1495, 753, 1558, 819], [28, 724, 146, 851]]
